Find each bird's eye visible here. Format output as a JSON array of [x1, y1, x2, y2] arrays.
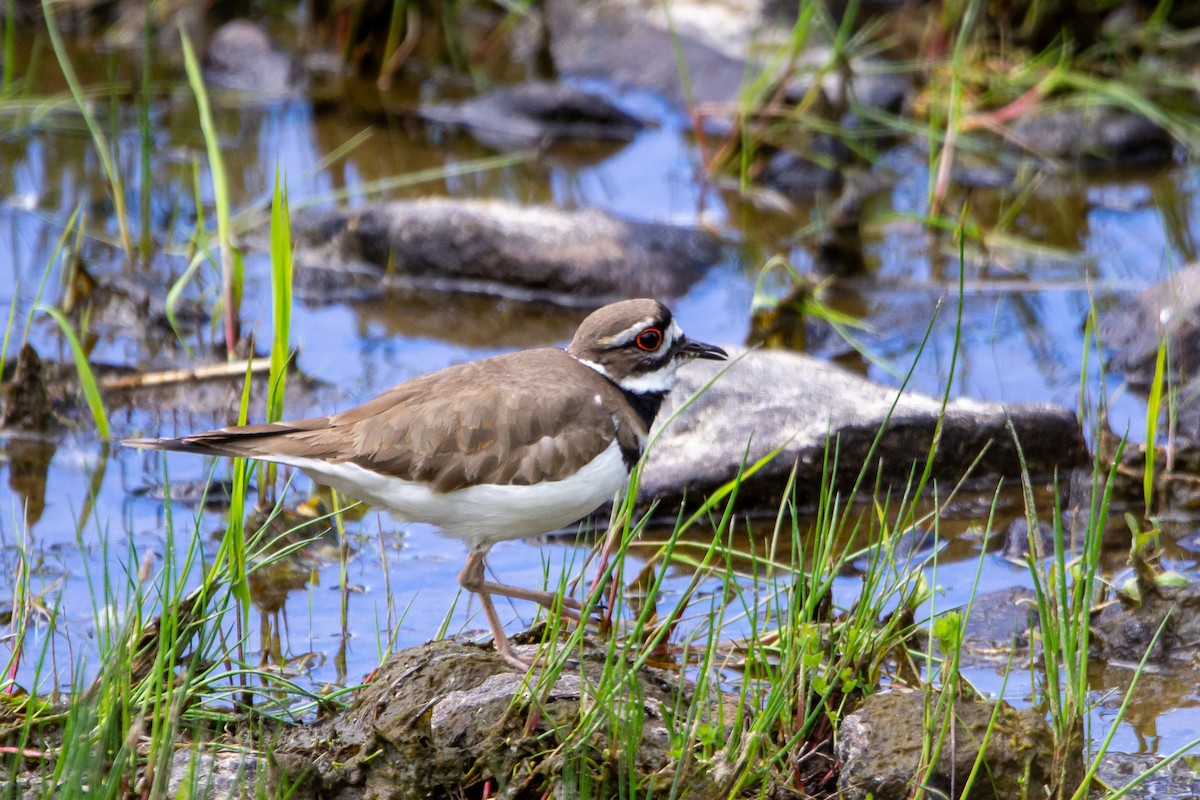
[[635, 328, 663, 351]]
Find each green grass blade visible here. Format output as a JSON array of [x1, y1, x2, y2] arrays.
[[1144, 336, 1168, 508], [180, 27, 240, 359], [40, 305, 109, 438], [40, 0, 132, 258]]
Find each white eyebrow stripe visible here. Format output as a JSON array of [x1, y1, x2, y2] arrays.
[[605, 317, 682, 348], [605, 317, 659, 346]]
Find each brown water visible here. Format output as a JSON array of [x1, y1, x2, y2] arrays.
[[1, 29, 1199, 757]]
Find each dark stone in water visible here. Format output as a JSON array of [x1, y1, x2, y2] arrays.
[[997, 516, 1058, 563], [960, 586, 1039, 656], [1, 344, 56, 433], [1008, 106, 1173, 170], [418, 81, 643, 151], [836, 689, 1081, 800], [289, 199, 721, 308], [1102, 260, 1200, 391], [759, 135, 852, 199], [1091, 580, 1200, 664], [643, 349, 1088, 513]]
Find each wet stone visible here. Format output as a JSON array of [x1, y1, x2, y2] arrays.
[[960, 587, 1038, 658], [167, 748, 261, 800], [1007, 106, 1173, 170], [205, 20, 301, 95], [1102, 260, 1200, 391], [643, 349, 1088, 513], [269, 638, 723, 800], [758, 135, 852, 199], [1090, 580, 1200, 664], [418, 81, 643, 151], [836, 689, 1081, 800], [288, 198, 721, 308], [1, 344, 56, 432], [544, 0, 770, 108], [996, 517, 1058, 564]]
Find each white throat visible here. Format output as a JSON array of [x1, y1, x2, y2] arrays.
[[572, 355, 679, 395]]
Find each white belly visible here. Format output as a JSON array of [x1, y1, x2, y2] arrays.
[[276, 440, 629, 551]]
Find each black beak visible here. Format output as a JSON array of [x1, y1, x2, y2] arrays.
[[679, 337, 728, 361]]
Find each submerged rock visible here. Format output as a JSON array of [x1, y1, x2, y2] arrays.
[[205, 20, 301, 96], [545, 0, 752, 108], [643, 349, 1087, 512], [1103, 261, 1200, 390], [836, 689, 1081, 800], [1, 344, 55, 433], [1007, 105, 1173, 170], [960, 586, 1039, 658], [269, 638, 724, 800], [418, 81, 643, 151], [289, 199, 721, 307], [1091, 581, 1200, 664], [758, 135, 852, 199]]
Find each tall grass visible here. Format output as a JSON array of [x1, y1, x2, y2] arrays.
[[40, 0, 133, 259], [180, 29, 242, 360]]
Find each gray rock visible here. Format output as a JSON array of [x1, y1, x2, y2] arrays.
[[1103, 261, 1200, 390], [1096, 752, 1200, 800], [418, 82, 643, 151], [960, 586, 1038, 656], [1008, 106, 1173, 169], [643, 349, 1087, 511], [289, 199, 721, 307], [836, 689, 1080, 800], [783, 50, 913, 116], [168, 749, 261, 800], [205, 20, 301, 96], [758, 135, 852, 198], [545, 0, 766, 108], [1091, 581, 1200, 664]]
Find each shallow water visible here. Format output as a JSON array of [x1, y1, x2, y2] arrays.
[[1, 28, 1199, 758]]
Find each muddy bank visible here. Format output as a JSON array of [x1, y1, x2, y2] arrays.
[[269, 638, 728, 800]]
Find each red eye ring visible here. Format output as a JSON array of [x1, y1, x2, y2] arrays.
[[635, 328, 663, 351]]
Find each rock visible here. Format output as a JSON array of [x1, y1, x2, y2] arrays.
[[269, 638, 725, 800], [1096, 751, 1200, 799], [205, 20, 301, 95], [168, 748, 261, 800], [782, 50, 913, 117], [961, 587, 1038, 657], [997, 516, 1058, 563], [643, 349, 1088, 512], [62, 259, 208, 337], [836, 689, 1081, 800], [758, 135, 852, 199], [1102, 261, 1200, 390], [1008, 106, 1173, 170], [418, 81, 643, 151], [289, 199, 721, 307], [1, 344, 55, 432], [545, 0, 771, 108], [1177, 376, 1200, 444], [1091, 581, 1200, 664]]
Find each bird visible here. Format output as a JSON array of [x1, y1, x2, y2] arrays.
[[124, 298, 727, 668]]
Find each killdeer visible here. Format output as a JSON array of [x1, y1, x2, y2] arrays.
[[125, 298, 727, 668]]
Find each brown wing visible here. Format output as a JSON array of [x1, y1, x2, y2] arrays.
[[124, 349, 643, 493]]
